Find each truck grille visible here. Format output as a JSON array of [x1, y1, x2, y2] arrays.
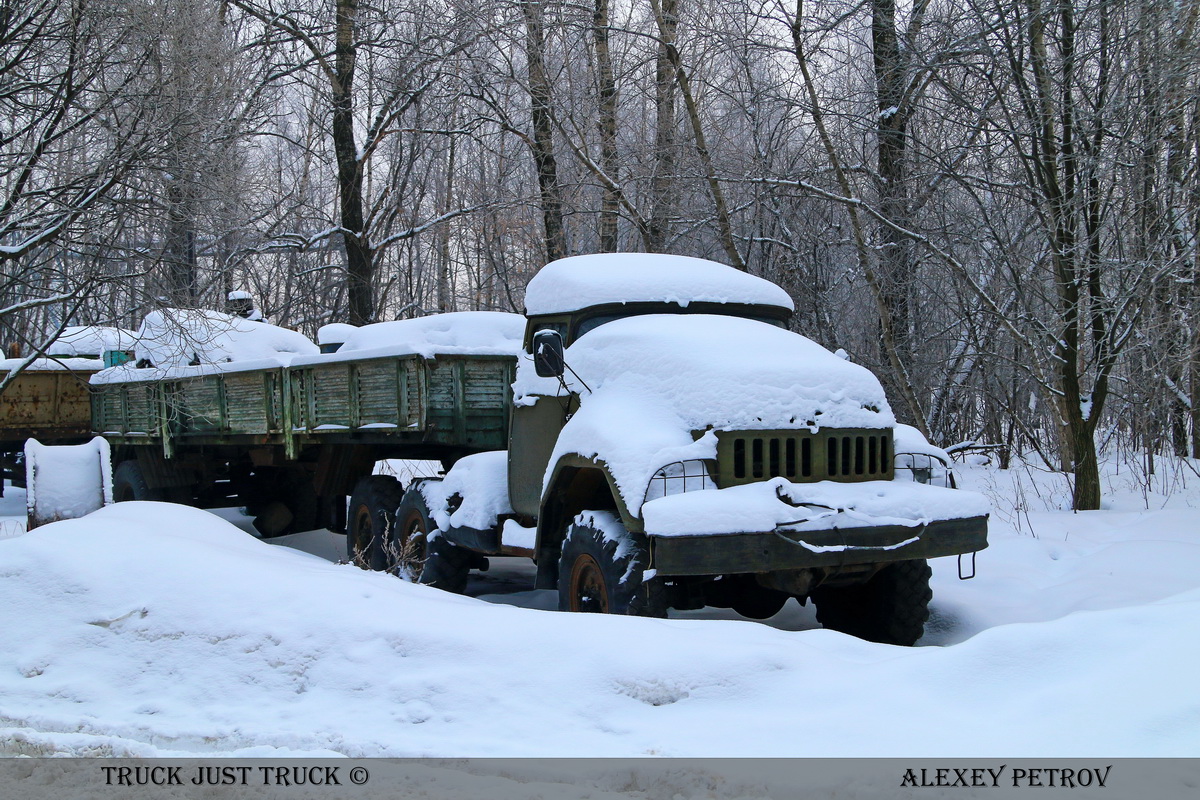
[[715, 429, 891, 487]]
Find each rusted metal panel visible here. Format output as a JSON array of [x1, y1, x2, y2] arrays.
[[0, 369, 95, 443]]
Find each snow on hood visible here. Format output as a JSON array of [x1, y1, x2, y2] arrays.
[[521, 314, 894, 431], [524, 315, 895, 515], [307, 311, 524, 362], [523, 253, 795, 315]]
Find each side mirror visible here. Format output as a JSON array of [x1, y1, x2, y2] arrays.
[[532, 329, 565, 378]]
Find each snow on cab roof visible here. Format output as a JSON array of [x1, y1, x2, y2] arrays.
[[523, 253, 795, 315]]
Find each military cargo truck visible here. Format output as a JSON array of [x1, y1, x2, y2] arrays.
[[84, 253, 987, 645]]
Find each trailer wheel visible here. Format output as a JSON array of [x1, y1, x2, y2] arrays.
[[385, 485, 434, 582], [112, 460, 172, 503], [811, 559, 932, 646], [557, 511, 666, 617], [420, 532, 472, 593], [346, 475, 403, 571]]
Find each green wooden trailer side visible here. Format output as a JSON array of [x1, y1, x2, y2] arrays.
[[87, 351, 514, 537], [92, 352, 516, 456]]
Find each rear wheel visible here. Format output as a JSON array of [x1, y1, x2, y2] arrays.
[[388, 485, 434, 582], [112, 460, 184, 503], [557, 511, 665, 617], [346, 475, 403, 570], [811, 559, 932, 646]]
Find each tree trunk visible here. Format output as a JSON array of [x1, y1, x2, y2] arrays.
[[521, 0, 566, 264], [593, 0, 619, 252], [332, 0, 374, 324], [164, 172, 197, 304], [650, 0, 745, 270], [647, 0, 677, 252], [872, 0, 915, 374]]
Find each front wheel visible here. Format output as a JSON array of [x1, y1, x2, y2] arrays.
[[811, 559, 932, 646], [557, 510, 665, 617]]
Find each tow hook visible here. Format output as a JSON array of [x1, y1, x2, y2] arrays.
[[958, 551, 977, 580]]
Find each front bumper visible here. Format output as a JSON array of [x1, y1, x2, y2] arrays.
[[649, 514, 988, 576]]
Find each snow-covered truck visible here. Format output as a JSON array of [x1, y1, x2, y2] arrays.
[[89, 254, 988, 644]]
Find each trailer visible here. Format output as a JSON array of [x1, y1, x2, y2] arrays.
[[0, 327, 135, 494], [81, 254, 986, 644]]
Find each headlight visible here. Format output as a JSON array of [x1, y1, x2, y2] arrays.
[[893, 452, 955, 488], [645, 460, 717, 502]]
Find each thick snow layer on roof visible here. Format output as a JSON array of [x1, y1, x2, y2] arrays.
[[523, 253, 795, 315], [300, 312, 524, 364], [641, 477, 989, 536], [45, 326, 136, 358], [520, 314, 894, 513]]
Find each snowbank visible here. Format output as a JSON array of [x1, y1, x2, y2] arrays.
[[523, 254, 795, 315], [0, 501, 1196, 757]]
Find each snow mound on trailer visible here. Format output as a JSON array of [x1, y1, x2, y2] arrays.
[[0, 357, 105, 373], [316, 322, 358, 348], [45, 326, 137, 358], [121, 309, 317, 373], [0, 326, 135, 373], [523, 253, 795, 315], [326, 311, 524, 360]]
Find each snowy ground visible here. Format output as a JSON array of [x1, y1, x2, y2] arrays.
[[1, 454, 1198, 757]]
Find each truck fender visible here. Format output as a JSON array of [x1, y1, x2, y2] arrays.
[[533, 453, 640, 590]]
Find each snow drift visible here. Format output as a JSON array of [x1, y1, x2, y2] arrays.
[[0, 501, 1196, 757]]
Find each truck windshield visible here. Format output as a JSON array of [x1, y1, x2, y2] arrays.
[[574, 306, 788, 340]]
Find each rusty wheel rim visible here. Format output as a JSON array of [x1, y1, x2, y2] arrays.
[[568, 553, 608, 613], [395, 510, 428, 578]]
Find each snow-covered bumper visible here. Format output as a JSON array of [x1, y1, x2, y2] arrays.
[[640, 477, 989, 576]]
